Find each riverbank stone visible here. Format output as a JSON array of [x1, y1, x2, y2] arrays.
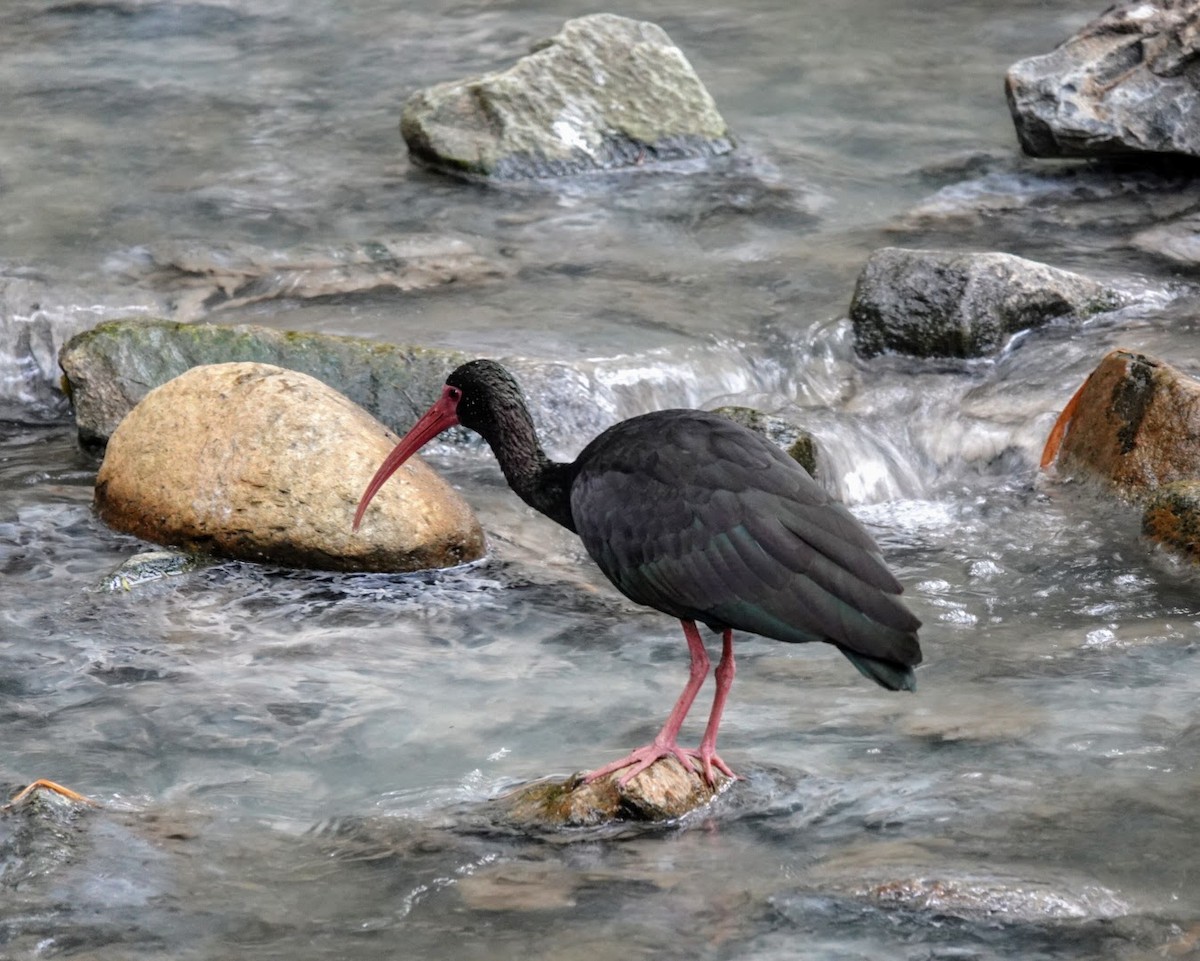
[[1043, 348, 1200, 497], [1006, 0, 1200, 162], [849, 248, 1122, 359], [59, 318, 467, 449], [94, 362, 485, 573], [400, 13, 733, 180]]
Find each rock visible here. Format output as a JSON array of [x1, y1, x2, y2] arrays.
[[59, 318, 468, 449], [94, 362, 485, 572], [849, 248, 1123, 359], [1142, 480, 1200, 561], [1132, 212, 1200, 265], [712, 406, 818, 476], [93, 550, 208, 593], [497, 757, 728, 829], [400, 14, 732, 180], [0, 273, 164, 421], [806, 840, 1129, 924], [1006, 0, 1200, 161], [1042, 348, 1200, 499], [124, 236, 506, 322]]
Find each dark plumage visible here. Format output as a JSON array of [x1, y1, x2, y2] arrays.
[[355, 359, 922, 785]]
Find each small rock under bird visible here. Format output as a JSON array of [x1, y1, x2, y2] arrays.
[[354, 360, 922, 787]]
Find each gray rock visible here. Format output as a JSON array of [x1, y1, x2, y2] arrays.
[[94, 362, 485, 573], [401, 13, 732, 180], [58, 318, 468, 448], [849, 248, 1123, 359], [1006, 0, 1200, 161]]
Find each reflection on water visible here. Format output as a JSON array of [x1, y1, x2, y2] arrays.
[[4, 0, 1200, 958]]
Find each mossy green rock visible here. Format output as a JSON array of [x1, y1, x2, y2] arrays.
[[401, 14, 733, 180], [59, 318, 467, 449], [712, 405, 818, 477]]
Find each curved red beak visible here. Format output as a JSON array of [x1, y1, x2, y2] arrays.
[[352, 386, 461, 531]]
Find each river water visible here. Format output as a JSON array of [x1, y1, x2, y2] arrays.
[[4, 1, 1200, 958]]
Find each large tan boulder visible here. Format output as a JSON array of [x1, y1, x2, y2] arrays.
[[94, 362, 485, 572]]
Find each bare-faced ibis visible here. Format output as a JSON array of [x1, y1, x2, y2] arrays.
[[354, 360, 922, 786]]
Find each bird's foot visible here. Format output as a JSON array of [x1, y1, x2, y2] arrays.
[[583, 741, 737, 790], [677, 747, 739, 789], [582, 740, 703, 788]]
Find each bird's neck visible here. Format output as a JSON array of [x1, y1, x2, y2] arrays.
[[481, 411, 577, 533]]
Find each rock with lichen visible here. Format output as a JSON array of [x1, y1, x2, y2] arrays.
[[400, 13, 733, 180]]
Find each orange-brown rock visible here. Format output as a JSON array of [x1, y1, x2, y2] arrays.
[[1142, 481, 1200, 563], [1042, 348, 1200, 498], [94, 362, 485, 572]]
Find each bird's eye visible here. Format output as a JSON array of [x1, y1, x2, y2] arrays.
[[447, 386, 462, 402]]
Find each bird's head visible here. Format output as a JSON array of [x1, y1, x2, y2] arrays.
[[352, 359, 522, 532]]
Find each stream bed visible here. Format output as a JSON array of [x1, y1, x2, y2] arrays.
[[4, 1, 1200, 958]]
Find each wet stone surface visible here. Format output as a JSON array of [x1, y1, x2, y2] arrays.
[[401, 13, 733, 180]]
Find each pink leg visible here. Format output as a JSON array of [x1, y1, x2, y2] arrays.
[[583, 619, 711, 787], [689, 629, 739, 785]]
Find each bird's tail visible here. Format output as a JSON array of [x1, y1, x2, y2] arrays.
[[839, 648, 917, 692]]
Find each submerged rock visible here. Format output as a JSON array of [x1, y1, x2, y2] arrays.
[[1142, 481, 1200, 562], [59, 318, 467, 449], [1043, 348, 1200, 496], [1006, 0, 1200, 161], [807, 839, 1129, 925], [94, 550, 209, 593], [94, 362, 485, 573], [497, 757, 728, 829], [1132, 212, 1200, 266], [712, 406, 818, 477], [129, 236, 506, 322], [849, 247, 1122, 359], [401, 14, 733, 180]]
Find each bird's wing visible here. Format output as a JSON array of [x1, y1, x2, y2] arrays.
[[569, 411, 921, 668]]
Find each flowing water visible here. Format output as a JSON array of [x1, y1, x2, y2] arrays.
[[4, 1, 1200, 958]]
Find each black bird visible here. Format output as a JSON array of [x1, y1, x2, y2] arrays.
[[354, 360, 921, 786]]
